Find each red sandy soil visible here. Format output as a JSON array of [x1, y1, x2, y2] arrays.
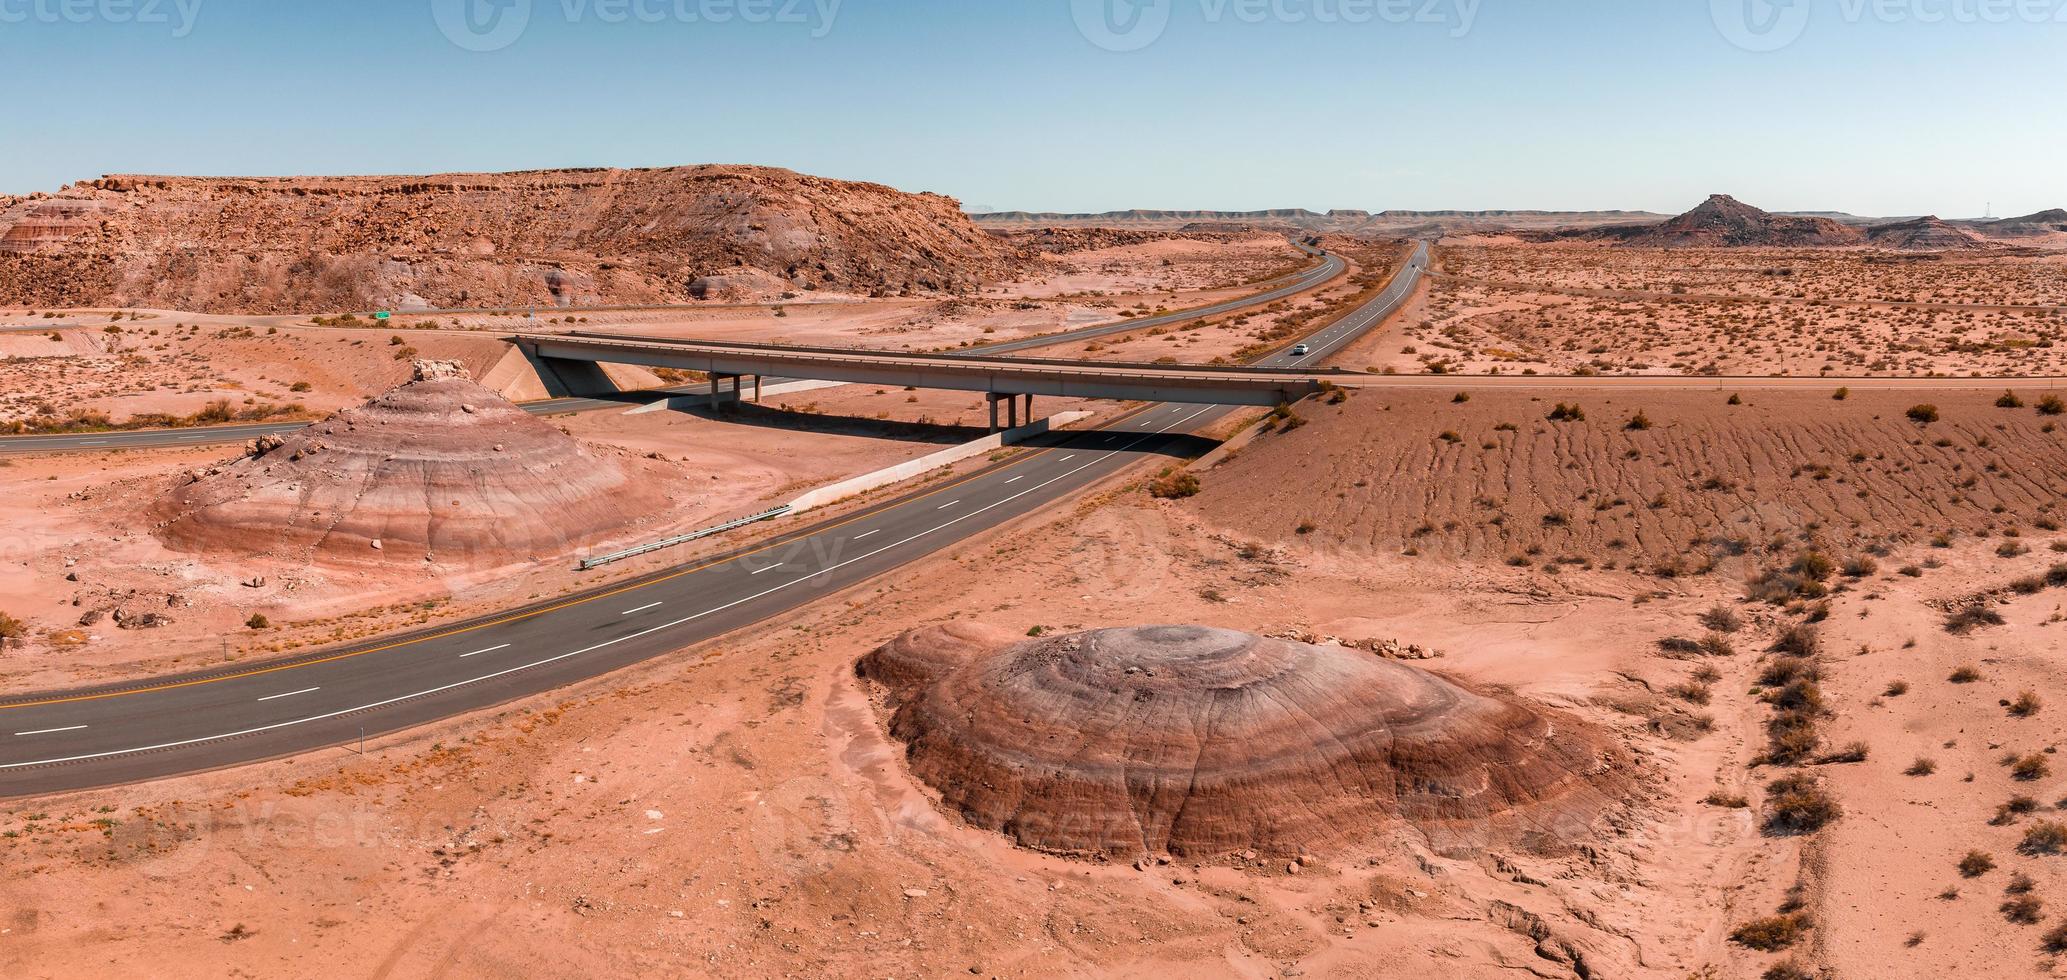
[[5, 378, 2064, 974], [1188, 388, 2067, 567], [0, 166, 1029, 314], [1414, 244, 2067, 376]]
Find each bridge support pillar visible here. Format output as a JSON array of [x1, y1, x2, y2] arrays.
[[753, 374, 762, 403], [710, 373, 744, 413], [987, 393, 1003, 433]]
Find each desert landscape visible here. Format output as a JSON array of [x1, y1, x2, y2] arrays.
[[4, 9, 2065, 971]]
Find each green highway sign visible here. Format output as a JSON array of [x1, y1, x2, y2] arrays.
[[374, 311, 391, 320]]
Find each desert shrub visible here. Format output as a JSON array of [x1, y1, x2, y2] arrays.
[[2004, 894, 2046, 924], [1766, 711, 1822, 765], [1668, 681, 1712, 706], [1946, 604, 2006, 635], [1294, 520, 1316, 535], [0, 612, 25, 640], [1701, 604, 1744, 633], [245, 613, 270, 630], [2039, 395, 2066, 417], [2023, 821, 2067, 855], [1771, 624, 1822, 659], [1546, 403, 1586, 422], [1841, 556, 1879, 578], [1960, 850, 1998, 877], [1770, 679, 1825, 714], [1759, 655, 1819, 688], [2011, 691, 2043, 717], [1905, 757, 1937, 776], [289, 381, 313, 393], [1791, 550, 1836, 582], [1949, 664, 1983, 683], [1999, 390, 2027, 409], [1817, 741, 1869, 764], [1147, 471, 1201, 500], [1625, 410, 1653, 431], [1704, 790, 1750, 808], [1832, 387, 1850, 401], [1699, 632, 1737, 657], [2048, 563, 2067, 588], [1451, 392, 1470, 403], [2045, 920, 2067, 954], [1908, 404, 1941, 424], [1765, 773, 1840, 834], [2012, 754, 2052, 782], [1762, 962, 1812, 980], [1730, 912, 1813, 951], [1885, 680, 1910, 697]]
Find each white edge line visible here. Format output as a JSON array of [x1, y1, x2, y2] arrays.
[[0, 406, 1214, 771]]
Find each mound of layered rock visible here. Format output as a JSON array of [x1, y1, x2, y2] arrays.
[[859, 624, 1631, 859], [153, 361, 669, 566]]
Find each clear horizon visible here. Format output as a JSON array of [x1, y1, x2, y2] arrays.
[[3, 0, 2062, 217]]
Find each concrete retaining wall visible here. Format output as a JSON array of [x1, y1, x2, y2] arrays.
[[788, 412, 1093, 514]]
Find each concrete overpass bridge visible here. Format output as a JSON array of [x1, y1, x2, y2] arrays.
[[512, 333, 1366, 428]]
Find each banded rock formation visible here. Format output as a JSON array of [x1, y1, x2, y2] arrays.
[[153, 360, 670, 566], [860, 624, 1631, 859]]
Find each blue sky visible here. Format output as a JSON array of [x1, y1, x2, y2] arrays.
[[1, 0, 2060, 216]]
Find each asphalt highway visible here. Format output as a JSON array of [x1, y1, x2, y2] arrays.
[[0, 244, 1416, 797], [0, 246, 1346, 455]]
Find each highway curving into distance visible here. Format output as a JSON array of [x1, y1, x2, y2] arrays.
[[0, 245, 1346, 455], [0, 243, 1414, 797]]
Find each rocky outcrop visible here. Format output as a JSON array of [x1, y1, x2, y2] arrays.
[[152, 361, 671, 566], [1865, 215, 1995, 251], [1601, 194, 1865, 248], [0, 166, 1030, 313], [860, 624, 1632, 859]]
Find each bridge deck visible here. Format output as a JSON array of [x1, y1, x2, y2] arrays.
[[515, 333, 1362, 407]]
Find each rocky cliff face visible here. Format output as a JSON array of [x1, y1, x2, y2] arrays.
[[0, 166, 1029, 313]]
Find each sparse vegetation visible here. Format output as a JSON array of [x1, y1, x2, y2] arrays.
[[1945, 604, 2005, 635], [1147, 470, 1201, 500], [1907, 404, 1941, 424], [1764, 773, 1840, 834], [245, 614, 271, 630], [1730, 912, 1812, 951]]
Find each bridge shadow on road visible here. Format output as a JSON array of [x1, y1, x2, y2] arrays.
[[660, 400, 1222, 460]]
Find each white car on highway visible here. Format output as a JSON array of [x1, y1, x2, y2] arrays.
[[1289, 344, 1311, 357]]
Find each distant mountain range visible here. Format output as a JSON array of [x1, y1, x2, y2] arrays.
[[969, 196, 2067, 250]]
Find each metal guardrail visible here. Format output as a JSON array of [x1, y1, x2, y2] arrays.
[[577, 505, 793, 571]]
